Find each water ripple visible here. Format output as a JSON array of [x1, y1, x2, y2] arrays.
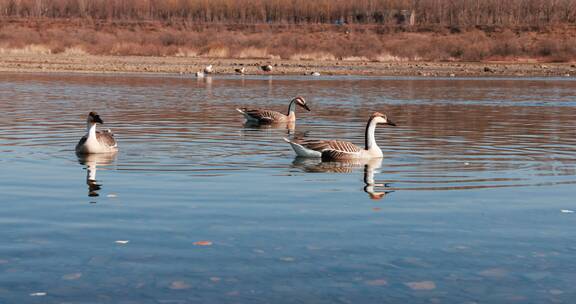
[[1, 73, 575, 192]]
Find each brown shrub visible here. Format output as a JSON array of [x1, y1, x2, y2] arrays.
[[492, 30, 521, 57], [1, 18, 576, 62]]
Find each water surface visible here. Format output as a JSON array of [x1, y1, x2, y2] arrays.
[[1, 73, 575, 303]]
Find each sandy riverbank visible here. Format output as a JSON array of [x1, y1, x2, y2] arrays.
[[1, 54, 575, 77]]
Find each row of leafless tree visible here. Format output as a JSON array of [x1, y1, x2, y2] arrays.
[[1, 0, 576, 26]]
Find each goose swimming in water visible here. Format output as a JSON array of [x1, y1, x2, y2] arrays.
[[284, 112, 395, 160], [76, 112, 118, 154], [236, 96, 311, 124]]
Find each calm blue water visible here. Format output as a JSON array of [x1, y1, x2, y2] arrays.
[[1, 73, 575, 303]]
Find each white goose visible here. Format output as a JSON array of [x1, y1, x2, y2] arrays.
[[284, 112, 395, 160], [76, 112, 118, 154], [236, 96, 310, 124]]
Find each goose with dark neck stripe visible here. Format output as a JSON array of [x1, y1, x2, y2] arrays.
[[283, 112, 396, 160], [236, 96, 310, 124]]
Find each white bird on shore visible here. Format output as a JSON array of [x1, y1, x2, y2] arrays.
[[311, 72, 321, 76], [261, 64, 273, 72], [76, 112, 118, 154], [195, 71, 205, 78], [283, 112, 395, 160], [204, 64, 213, 74]]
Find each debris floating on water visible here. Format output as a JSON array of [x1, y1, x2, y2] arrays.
[[107, 193, 117, 198], [30, 292, 47, 297], [560, 209, 574, 213], [115, 240, 129, 244], [479, 268, 508, 278], [405, 281, 436, 290], [193, 241, 213, 246], [365, 279, 388, 286], [62, 273, 82, 280], [169, 281, 191, 290]]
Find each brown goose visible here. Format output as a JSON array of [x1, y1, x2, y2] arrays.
[[236, 96, 310, 124], [284, 112, 395, 160], [75, 112, 118, 154]]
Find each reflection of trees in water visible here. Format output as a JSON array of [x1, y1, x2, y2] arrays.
[[77, 153, 117, 198], [292, 157, 392, 201]]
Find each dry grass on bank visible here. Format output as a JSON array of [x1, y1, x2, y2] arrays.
[[1, 20, 576, 62]]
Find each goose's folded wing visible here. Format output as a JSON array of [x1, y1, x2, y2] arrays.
[[242, 109, 285, 121], [301, 140, 362, 153], [96, 131, 117, 147], [321, 149, 359, 160]]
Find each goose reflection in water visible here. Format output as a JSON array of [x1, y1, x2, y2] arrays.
[[291, 157, 392, 200], [77, 153, 117, 197]]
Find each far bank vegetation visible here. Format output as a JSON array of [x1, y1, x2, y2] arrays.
[[1, 0, 575, 62]]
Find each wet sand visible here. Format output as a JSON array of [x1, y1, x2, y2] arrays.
[[0, 53, 575, 77]]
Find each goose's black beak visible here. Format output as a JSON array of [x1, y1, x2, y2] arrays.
[[94, 115, 104, 124], [386, 120, 396, 126], [302, 104, 311, 111]]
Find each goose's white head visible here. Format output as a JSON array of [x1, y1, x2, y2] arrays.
[[371, 112, 396, 126], [293, 96, 311, 111], [87, 111, 104, 125]]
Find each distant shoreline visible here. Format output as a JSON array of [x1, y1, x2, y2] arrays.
[[0, 54, 575, 78]]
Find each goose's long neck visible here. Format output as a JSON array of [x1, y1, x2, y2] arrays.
[[87, 123, 97, 138], [287, 99, 296, 116], [364, 117, 378, 150]]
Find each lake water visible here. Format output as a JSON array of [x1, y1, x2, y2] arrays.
[[1, 73, 575, 303]]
